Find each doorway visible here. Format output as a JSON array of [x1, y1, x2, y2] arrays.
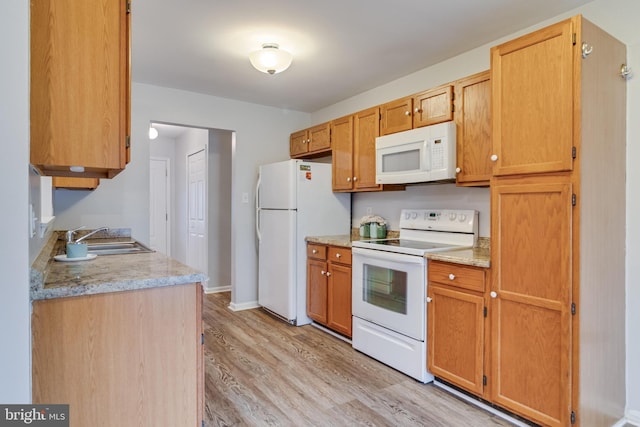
[[148, 123, 233, 292]]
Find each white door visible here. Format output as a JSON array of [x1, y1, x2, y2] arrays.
[[149, 157, 170, 255], [187, 149, 207, 273]]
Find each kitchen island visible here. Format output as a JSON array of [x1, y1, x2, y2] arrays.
[[30, 230, 207, 427]]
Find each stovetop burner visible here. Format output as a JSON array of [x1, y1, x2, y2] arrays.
[[352, 209, 479, 256]]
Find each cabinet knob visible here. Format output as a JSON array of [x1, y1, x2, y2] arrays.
[[336, 253, 341, 258], [353, 176, 358, 182], [346, 177, 351, 182], [490, 154, 498, 162], [448, 273, 455, 280], [414, 108, 422, 113], [321, 270, 326, 275], [326, 271, 331, 277], [404, 111, 411, 116], [490, 291, 498, 298], [455, 167, 461, 174], [312, 249, 317, 254], [426, 297, 432, 303]]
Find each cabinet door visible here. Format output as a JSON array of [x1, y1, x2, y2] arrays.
[[30, 0, 130, 178], [380, 97, 413, 135], [331, 115, 354, 191], [308, 122, 331, 153], [290, 129, 309, 157], [490, 175, 572, 426], [413, 85, 453, 128], [427, 284, 485, 396], [307, 258, 328, 324], [455, 71, 492, 186], [52, 177, 100, 190], [353, 107, 382, 191], [327, 262, 352, 338], [491, 19, 575, 176]]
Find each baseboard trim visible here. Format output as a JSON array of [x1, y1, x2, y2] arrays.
[[625, 410, 640, 426], [204, 285, 231, 294], [433, 380, 532, 427], [227, 300, 260, 311]]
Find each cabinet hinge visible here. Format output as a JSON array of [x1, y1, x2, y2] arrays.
[[483, 306, 487, 318], [572, 194, 577, 206], [572, 33, 577, 45], [483, 375, 487, 386], [126, 0, 131, 14], [571, 410, 576, 424], [201, 333, 204, 345], [125, 135, 131, 149], [571, 302, 576, 315], [572, 146, 576, 159]]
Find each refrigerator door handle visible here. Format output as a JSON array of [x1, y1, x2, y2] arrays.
[[255, 174, 262, 242]]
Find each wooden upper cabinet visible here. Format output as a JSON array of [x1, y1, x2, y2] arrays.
[[353, 107, 383, 191], [413, 84, 453, 128], [290, 122, 331, 158], [380, 97, 413, 135], [30, 0, 131, 179], [290, 129, 309, 157], [331, 115, 354, 191], [454, 71, 492, 186], [52, 177, 100, 190], [308, 122, 331, 152], [491, 19, 575, 176]]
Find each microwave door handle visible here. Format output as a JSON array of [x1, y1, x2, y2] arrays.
[[423, 140, 432, 172]]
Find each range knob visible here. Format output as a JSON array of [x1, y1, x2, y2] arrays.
[[411, 212, 418, 219], [459, 214, 467, 222], [448, 213, 457, 221], [404, 212, 411, 220]]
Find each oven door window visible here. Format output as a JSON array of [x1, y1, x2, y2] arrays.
[[363, 264, 407, 314]]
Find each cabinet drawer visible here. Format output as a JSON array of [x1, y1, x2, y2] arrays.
[[328, 246, 351, 265], [428, 260, 485, 292], [307, 243, 327, 260]]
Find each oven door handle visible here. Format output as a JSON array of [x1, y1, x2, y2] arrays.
[[352, 247, 425, 265]]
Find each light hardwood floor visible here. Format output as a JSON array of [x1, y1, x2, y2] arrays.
[[203, 292, 515, 426]]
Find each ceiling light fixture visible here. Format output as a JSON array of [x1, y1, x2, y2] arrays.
[[249, 43, 293, 75], [148, 125, 158, 140]]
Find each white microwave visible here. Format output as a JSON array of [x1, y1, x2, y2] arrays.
[[375, 121, 456, 184]]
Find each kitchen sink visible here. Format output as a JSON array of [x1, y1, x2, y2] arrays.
[[86, 241, 154, 255]]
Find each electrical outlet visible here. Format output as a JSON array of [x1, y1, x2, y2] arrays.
[[366, 207, 372, 215]]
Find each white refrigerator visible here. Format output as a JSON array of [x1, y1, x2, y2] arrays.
[[256, 159, 351, 326]]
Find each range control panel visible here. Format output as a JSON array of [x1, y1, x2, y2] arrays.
[[399, 209, 478, 233]]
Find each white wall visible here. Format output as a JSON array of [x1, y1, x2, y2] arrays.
[[0, 0, 31, 402], [626, 42, 640, 423]]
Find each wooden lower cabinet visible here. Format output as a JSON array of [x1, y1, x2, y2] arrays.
[[490, 174, 572, 426], [32, 283, 204, 427], [427, 260, 487, 397], [306, 243, 352, 337]]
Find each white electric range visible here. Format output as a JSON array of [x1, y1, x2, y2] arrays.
[[351, 209, 478, 383]]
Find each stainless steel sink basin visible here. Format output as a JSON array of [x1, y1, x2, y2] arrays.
[[86, 241, 154, 255]]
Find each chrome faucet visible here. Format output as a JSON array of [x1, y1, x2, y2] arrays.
[[67, 226, 109, 243]]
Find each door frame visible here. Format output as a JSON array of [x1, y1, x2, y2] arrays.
[[150, 156, 171, 256]]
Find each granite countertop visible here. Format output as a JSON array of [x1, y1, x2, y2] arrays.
[[305, 232, 490, 268], [30, 230, 208, 301]]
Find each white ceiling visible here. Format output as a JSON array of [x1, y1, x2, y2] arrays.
[[132, 0, 593, 113]]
